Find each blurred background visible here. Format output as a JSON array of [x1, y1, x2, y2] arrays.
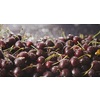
[[1, 24, 100, 41], [3, 24, 100, 34]]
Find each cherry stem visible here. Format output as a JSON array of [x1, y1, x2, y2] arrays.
[[61, 31, 66, 38], [13, 48, 24, 55], [31, 45, 38, 51], [93, 31, 100, 38], [79, 34, 84, 39], [53, 55, 69, 66], [45, 53, 59, 62], [77, 41, 85, 50], [3, 45, 14, 52], [22, 64, 37, 71], [83, 64, 93, 76], [78, 54, 91, 59]]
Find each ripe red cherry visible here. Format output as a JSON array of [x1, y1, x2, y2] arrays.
[[45, 61, 53, 69], [26, 41, 33, 47], [74, 49, 83, 57], [17, 51, 29, 59], [60, 68, 71, 77], [59, 59, 70, 69], [37, 56, 45, 63], [70, 56, 80, 67], [73, 36, 81, 44]]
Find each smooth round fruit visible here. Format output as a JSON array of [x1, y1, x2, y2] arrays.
[[37, 42, 45, 49], [1, 59, 13, 70], [26, 41, 33, 47], [37, 56, 45, 63], [33, 73, 40, 77], [36, 49, 46, 57], [15, 41, 24, 48], [46, 39, 54, 47], [51, 66, 60, 75], [87, 46, 97, 54], [65, 47, 74, 57], [92, 60, 100, 71], [60, 68, 71, 77], [73, 36, 81, 44], [43, 71, 53, 77], [83, 44, 89, 50], [66, 40, 74, 46], [66, 34, 73, 40], [70, 57, 80, 67], [80, 56, 91, 65], [88, 69, 95, 77], [59, 59, 70, 69], [72, 67, 81, 77], [13, 67, 23, 77], [45, 61, 53, 69], [81, 65, 89, 71], [0, 40, 6, 49], [36, 63, 45, 73], [6, 37, 16, 46], [74, 49, 83, 57], [0, 68, 7, 77], [28, 52, 37, 61], [17, 51, 29, 59], [58, 37, 67, 42], [55, 42, 63, 49], [14, 57, 26, 68]]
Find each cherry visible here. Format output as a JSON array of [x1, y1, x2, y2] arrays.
[[80, 56, 91, 65], [88, 69, 96, 77], [37, 42, 46, 49], [14, 57, 26, 68], [6, 37, 16, 46], [45, 61, 53, 69], [55, 42, 63, 49], [92, 60, 100, 71], [72, 67, 81, 77], [28, 52, 37, 61], [73, 36, 81, 44], [37, 56, 45, 63], [66, 40, 74, 46], [70, 56, 80, 67], [46, 39, 54, 47], [59, 59, 70, 69], [58, 37, 67, 42], [13, 67, 23, 77], [17, 51, 29, 59], [74, 49, 83, 57], [43, 71, 54, 77], [65, 47, 74, 57], [1, 59, 13, 70], [33, 73, 40, 77], [36, 63, 45, 74], [87, 46, 97, 54], [15, 41, 24, 48], [0, 40, 6, 49], [26, 41, 33, 47], [0, 68, 7, 77], [66, 34, 74, 40], [51, 66, 60, 75], [36, 49, 46, 57], [60, 68, 71, 77]]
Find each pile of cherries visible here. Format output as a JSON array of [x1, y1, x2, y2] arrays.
[[0, 32, 100, 77]]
